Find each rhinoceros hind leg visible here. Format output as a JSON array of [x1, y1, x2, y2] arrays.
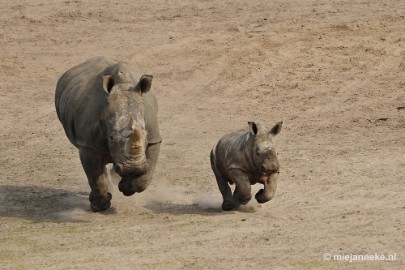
[[210, 150, 238, 211]]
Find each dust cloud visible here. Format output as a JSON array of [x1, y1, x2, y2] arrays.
[[106, 165, 265, 212], [193, 192, 222, 210]]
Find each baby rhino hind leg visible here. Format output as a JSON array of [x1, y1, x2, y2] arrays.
[[210, 151, 239, 211]]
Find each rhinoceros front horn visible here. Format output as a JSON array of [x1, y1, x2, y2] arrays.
[[129, 128, 144, 155]]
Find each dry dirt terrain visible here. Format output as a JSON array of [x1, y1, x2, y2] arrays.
[[0, 0, 404, 269]]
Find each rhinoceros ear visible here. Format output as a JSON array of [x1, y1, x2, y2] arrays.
[[270, 121, 283, 136], [103, 75, 114, 94], [136, 74, 153, 93], [248, 121, 259, 135]]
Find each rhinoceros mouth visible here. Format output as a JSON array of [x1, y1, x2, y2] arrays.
[[258, 170, 279, 183], [114, 158, 148, 177], [258, 169, 278, 174]]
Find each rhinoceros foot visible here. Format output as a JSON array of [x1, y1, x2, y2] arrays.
[[255, 189, 271, 204], [89, 192, 112, 212], [118, 178, 136, 196], [222, 200, 240, 211]]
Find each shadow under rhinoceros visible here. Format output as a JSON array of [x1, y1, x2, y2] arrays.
[[0, 185, 97, 222], [143, 201, 231, 216]]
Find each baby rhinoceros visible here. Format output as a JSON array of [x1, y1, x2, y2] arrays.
[[210, 121, 283, 211]]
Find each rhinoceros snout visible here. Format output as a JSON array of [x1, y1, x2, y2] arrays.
[[118, 173, 150, 196], [260, 156, 280, 173], [261, 163, 279, 173], [113, 158, 148, 177]]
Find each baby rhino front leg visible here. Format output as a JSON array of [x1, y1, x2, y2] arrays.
[[255, 172, 278, 204], [228, 169, 252, 205]]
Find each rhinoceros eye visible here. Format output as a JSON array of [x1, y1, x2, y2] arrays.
[[121, 128, 133, 138]]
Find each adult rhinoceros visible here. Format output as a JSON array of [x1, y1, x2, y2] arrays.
[[55, 57, 161, 211]]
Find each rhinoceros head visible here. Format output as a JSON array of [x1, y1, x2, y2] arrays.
[[248, 121, 283, 175], [101, 67, 153, 177]]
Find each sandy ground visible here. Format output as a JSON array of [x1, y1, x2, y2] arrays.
[[0, 0, 404, 269]]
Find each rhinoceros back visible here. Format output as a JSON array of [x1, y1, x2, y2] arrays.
[[55, 56, 161, 150], [213, 130, 251, 174]]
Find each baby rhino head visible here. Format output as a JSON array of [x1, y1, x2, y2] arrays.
[[248, 121, 283, 174]]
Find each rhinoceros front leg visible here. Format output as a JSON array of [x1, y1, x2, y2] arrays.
[[79, 148, 112, 212], [255, 172, 278, 204], [119, 143, 160, 196], [229, 169, 252, 206]]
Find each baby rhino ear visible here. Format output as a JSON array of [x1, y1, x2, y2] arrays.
[[248, 121, 259, 135], [270, 121, 283, 136]]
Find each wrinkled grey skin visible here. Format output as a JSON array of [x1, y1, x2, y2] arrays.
[[55, 57, 161, 212], [210, 121, 282, 211]]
